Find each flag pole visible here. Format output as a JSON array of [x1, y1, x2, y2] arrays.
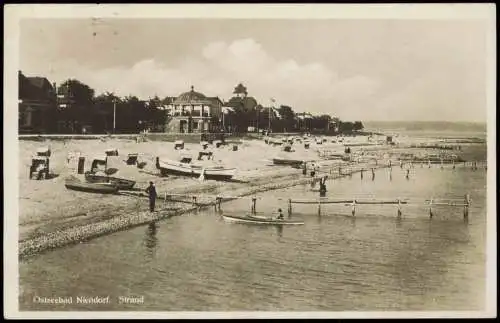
[[269, 98, 273, 132], [113, 98, 116, 134], [268, 106, 271, 131]]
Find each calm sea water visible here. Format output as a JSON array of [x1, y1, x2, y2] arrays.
[[19, 162, 487, 312]]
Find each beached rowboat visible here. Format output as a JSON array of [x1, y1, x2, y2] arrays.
[[84, 172, 136, 190], [156, 155, 236, 181], [272, 157, 304, 168], [64, 175, 119, 194], [221, 213, 304, 225]]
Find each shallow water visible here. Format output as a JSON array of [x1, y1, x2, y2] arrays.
[[18, 162, 488, 312]]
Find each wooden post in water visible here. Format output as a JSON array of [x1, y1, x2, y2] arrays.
[[251, 197, 257, 214], [351, 199, 356, 217], [406, 169, 410, 180], [397, 199, 402, 218], [371, 168, 375, 181], [464, 194, 470, 218], [317, 198, 321, 216], [192, 196, 197, 208], [429, 198, 433, 218], [360, 169, 364, 180], [452, 160, 455, 170], [288, 198, 292, 218]]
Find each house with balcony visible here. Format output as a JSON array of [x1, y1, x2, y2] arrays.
[[164, 86, 222, 133]]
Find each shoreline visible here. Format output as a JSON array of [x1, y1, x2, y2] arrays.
[[17, 135, 487, 259], [18, 160, 386, 259]]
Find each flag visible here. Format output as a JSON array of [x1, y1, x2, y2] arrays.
[[272, 107, 282, 119], [222, 106, 234, 114]]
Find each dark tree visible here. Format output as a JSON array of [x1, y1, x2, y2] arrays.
[[92, 92, 121, 133], [353, 121, 364, 132], [56, 79, 96, 133], [338, 121, 355, 134]]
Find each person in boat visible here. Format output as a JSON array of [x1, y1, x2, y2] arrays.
[[145, 181, 157, 212], [276, 208, 284, 220]]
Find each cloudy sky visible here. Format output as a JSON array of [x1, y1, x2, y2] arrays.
[[19, 17, 491, 122]]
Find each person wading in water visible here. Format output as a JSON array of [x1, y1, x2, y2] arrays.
[[145, 181, 157, 212]]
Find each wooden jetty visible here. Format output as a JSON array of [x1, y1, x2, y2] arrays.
[[285, 194, 472, 219], [122, 156, 480, 222]]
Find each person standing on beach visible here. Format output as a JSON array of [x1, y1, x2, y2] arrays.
[[276, 208, 284, 220], [310, 163, 317, 177], [145, 181, 157, 212]]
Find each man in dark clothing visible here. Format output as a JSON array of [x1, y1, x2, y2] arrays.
[[276, 208, 284, 220], [145, 181, 157, 212]]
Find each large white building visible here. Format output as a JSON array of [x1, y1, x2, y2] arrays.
[[164, 86, 223, 133]]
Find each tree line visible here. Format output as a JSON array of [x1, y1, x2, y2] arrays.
[[53, 79, 364, 135]]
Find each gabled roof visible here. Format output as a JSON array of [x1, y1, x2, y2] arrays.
[[27, 77, 52, 89], [18, 71, 55, 101]]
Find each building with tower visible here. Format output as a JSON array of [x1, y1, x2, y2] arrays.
[[164, 86, 223, 133]]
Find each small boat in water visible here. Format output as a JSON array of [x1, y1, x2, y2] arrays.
[[64, 175, 119, 194], [221, 213, 304, 225], [84, 172, 136, 190], [156, 155, 236, 181]]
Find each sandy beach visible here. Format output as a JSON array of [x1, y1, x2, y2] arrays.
[[18, 133, 486, 258]]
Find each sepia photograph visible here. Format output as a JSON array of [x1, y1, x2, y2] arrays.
[[4, 3, 496, 319]]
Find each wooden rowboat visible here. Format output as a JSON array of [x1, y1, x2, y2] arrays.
[[156, 156, 236, 181], [221, 213, 304, 225], [272, 157, 304, 168], [84, 172, 136, 190], [64, 175, 119, 194]]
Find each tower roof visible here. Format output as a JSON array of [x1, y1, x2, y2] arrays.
[[233, 83, 247, 95]]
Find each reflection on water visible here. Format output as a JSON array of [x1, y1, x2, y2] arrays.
[[396, 216, 402, 228], [19, 166, 487, 312], [275, 225, 283, 238], [144, 221, 158, 259]]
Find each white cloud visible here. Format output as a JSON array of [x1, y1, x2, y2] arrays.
[[37, 37, 484, 122], [44, 38, 380, 119]]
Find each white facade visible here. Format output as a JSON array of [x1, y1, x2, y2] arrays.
[[166, 104, 214, 117]]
